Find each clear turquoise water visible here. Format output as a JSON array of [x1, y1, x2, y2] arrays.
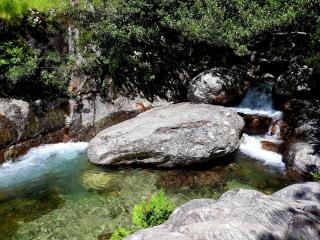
[[0, 143, 301, 240]]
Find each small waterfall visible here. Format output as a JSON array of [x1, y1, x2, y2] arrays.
[[232, 84, 285, 169], [236, 84, 282, 119], [0, 142, 88, 196]]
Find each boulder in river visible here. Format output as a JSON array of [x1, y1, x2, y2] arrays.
[[127, 182, 320, 240], [188, 67, 247, 106], [87, 103, 244, 168], [282, 99, 320, 173]]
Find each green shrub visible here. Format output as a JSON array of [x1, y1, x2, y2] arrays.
[[0, 0, 69, 20], [109, 227, 131, 240], [311, 172, 320, 182], [71, 0, 317, 100], [132, 190, 174, 228]]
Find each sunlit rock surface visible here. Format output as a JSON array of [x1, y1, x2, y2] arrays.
[[88, 103, 244, 168], [127, 182, 320, 240]]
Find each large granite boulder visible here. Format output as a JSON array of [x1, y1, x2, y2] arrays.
[[127, 182, 320, 240], [282, 99, 320, 173], [87, 103, 244, 168], [188, 67, 247, 106]]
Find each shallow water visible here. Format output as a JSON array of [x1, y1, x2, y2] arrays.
[[0, 143, 302, 240]]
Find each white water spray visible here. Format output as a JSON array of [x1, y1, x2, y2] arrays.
[[233, 84, 285, 169], [0, 142, 88, 193]]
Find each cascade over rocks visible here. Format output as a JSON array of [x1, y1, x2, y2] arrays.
[[188, 67, 247, 106], [87, 103, 244, 168], [127, 182, 320, 240]]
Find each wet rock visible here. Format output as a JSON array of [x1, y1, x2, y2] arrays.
[[188, 67, 247, 106], [80, 172, 118, 192], [0, 98, 68, 162], [0, 115, 18, 146], [127, 182, 320, 240], [261, 140, 282, 154], [88, 103, 244, 168], [239, 113, 272, 135]]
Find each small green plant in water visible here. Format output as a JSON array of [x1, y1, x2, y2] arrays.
[[132, 190, 174, 228], [311, 172, 320, 182], [109, 227, 131, 240]]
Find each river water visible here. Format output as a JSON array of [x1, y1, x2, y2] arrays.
[[0, 84, 302, 239]]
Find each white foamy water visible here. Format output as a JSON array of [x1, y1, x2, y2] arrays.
[[0, 142, 88, 192], [232, 84, 285, 169], [239, 134, 285, 169]]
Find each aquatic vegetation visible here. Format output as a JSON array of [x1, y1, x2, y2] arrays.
[[132, 190, 174, 229]]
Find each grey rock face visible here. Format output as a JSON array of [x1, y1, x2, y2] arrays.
[[0, 98, 68, 161], [282, 99, 320, 173], [287, 142, 320, 173], [188, 67, 247, 105], [87, 103, 244, 167], [274, 64, 315, 101], [127, 182, 320, 240], [69, 94, 170, 141]]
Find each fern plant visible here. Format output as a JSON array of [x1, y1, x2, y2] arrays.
[[132, 190, 174, 228], [311, 172, 320, 182], [109, 227, 131, 240]]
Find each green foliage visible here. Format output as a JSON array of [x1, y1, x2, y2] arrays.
[[311, 172, 320, 182], [171, 0, 311, 55], [0, 40, 69, 100], [109, 227, 132, 240], [0, 0, 69, 20], [306, 18, 320, 75], [132, 190, 174, 228], [72, 0, 317, 100]]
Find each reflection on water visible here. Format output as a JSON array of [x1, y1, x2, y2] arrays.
[[0, 143, 302, 240]]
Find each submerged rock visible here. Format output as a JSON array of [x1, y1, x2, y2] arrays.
[[80, 172, 118, 193], [188, 67, 247, 106], [87, 103, 244, 168], [127, 182, 320, 240]]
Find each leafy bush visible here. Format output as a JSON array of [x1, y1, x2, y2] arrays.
[[71, 0, 317, 100], [132, 190, 174, 228], [0, 40, 69, 100], [109, 227, 131, 240], [311, 172, 320, 182]]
